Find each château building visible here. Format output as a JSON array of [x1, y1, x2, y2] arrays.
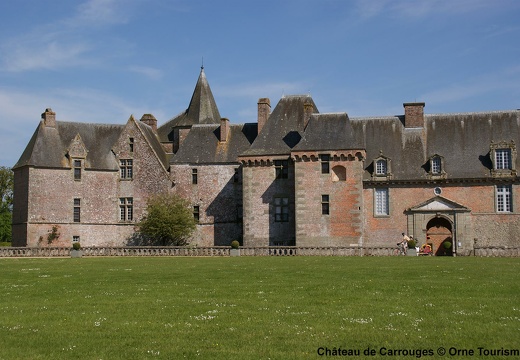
[[12, 68, 520, 255]]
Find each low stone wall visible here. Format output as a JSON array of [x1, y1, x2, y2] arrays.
[[1, 246, 519, 257], [474, 246, 520, 257]]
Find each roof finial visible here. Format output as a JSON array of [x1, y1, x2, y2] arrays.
[[201, 56, 204, 70]]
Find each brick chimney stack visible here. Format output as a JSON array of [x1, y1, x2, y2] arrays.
[[403, 102, 425, 128], [140, 114, 157, 133], [41, 108, 56, 128], [303, 99, 314, 129], [220, 118, 229, 142], [257, 98, 271, 135]]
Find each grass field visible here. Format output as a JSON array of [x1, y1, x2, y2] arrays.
[[0, 256, 519, 359]]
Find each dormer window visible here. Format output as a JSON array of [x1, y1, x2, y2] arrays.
[[372, 152, 392, 180], [431, 156, 441, 174], [495, 149, 511, 170], [427, 154, 446, 179], [490, 141, 517, 177], [376, 159, 387, 175]]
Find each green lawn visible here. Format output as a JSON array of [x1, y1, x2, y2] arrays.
[[0, 257, 518, 359]]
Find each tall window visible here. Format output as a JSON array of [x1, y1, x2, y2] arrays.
[[192, 169, 198, 184], [129, 138, 134, 153], [376, 159, 387, 175], [375, 188, 389, 216], [274, 160, 289, 179], [193, 205, 200, 222], [119, 197, 133, 221], [321, 195, 330, 215], [274, 197, 289, 222], [73, 198, 81, 222], [320, 154, 330, 174], [120, 159, 133, 179], [73, 160, 82, 180], [495, 149, 511, 170], [497, 185, 512, 212], [234, 168, 240, 183]]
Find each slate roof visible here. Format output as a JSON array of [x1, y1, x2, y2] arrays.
[[350, 109, 520, 181], [14, 121, 124, 170], [240, 95, 318, 157], [171, 123, 257, 164], [158, 67, 221, 143], [293, 113, 363, 151]]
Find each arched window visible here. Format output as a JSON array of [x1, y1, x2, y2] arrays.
[[331, 165, 346, 182]]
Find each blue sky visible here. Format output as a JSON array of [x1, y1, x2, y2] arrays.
[[1, 0, 520, 167]]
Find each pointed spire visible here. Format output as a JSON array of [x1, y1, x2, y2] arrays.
[[184, 67, 221, 125]]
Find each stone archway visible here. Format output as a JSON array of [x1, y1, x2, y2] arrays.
[[426, 217, 453, 256]]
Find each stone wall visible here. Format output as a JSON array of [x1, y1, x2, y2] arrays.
[[171, 163, 243, 246], [242, 160, 295, 246]]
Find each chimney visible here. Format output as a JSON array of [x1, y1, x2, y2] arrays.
[[220, 118, 229, 142], [41, 108, 56, 128], [403, 102, 425, 128], [140, 114, 157, 133], [257, 98, 270, 135], [303, 99, 314, 129]]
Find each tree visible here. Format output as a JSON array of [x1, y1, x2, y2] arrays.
[[0, 167, 13, 243], [134, 193, 196, 246]]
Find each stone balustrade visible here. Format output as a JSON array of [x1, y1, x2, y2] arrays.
[[0, 246, 518, 257]]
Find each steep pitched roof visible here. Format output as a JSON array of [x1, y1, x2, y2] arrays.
[[293, 113, 363, 151], [171, 123, 257, 164], [14, 121, 124, 170], [352, 109, 520, 181], [241, 95, 318, 157], [158, 67, 221, 142]]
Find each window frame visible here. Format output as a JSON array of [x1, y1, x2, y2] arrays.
[[73, 159, 82, 181], [496, 184, 513, 213], [374, 188, 389, 216], [321, 194, 330, 215], [274, 160, 289, 179], [193, 205, 200, 223], [274, 197, 289, 222], [120, 159, 133, 180], [320, 154, 330, 174], [73, 198, 81, 223], [192, 168, 198, 185], [375, 159, 387, 176], [119, 197, 133, 222]]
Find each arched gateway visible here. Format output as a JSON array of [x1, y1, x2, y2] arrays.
[[406, 195, 471, 256]]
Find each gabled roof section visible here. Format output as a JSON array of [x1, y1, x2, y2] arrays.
[[293, 113, 364, 151], [158, 67, 221, 142], [408, 195, 470, 212], [171, 123, 257, 164], [241, 95, 318, 157], [14, 121, 124, 170], [134, 118, 170, 170]]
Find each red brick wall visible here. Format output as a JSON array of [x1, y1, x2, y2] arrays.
[[294, 155, 364, 246]]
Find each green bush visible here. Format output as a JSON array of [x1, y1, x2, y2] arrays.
[[72, 242, 81, 251], [0, 241, 11, 247], [407, 239, 416, 248], [443, 241, 452, 249], [230, 240, 240, 249]]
